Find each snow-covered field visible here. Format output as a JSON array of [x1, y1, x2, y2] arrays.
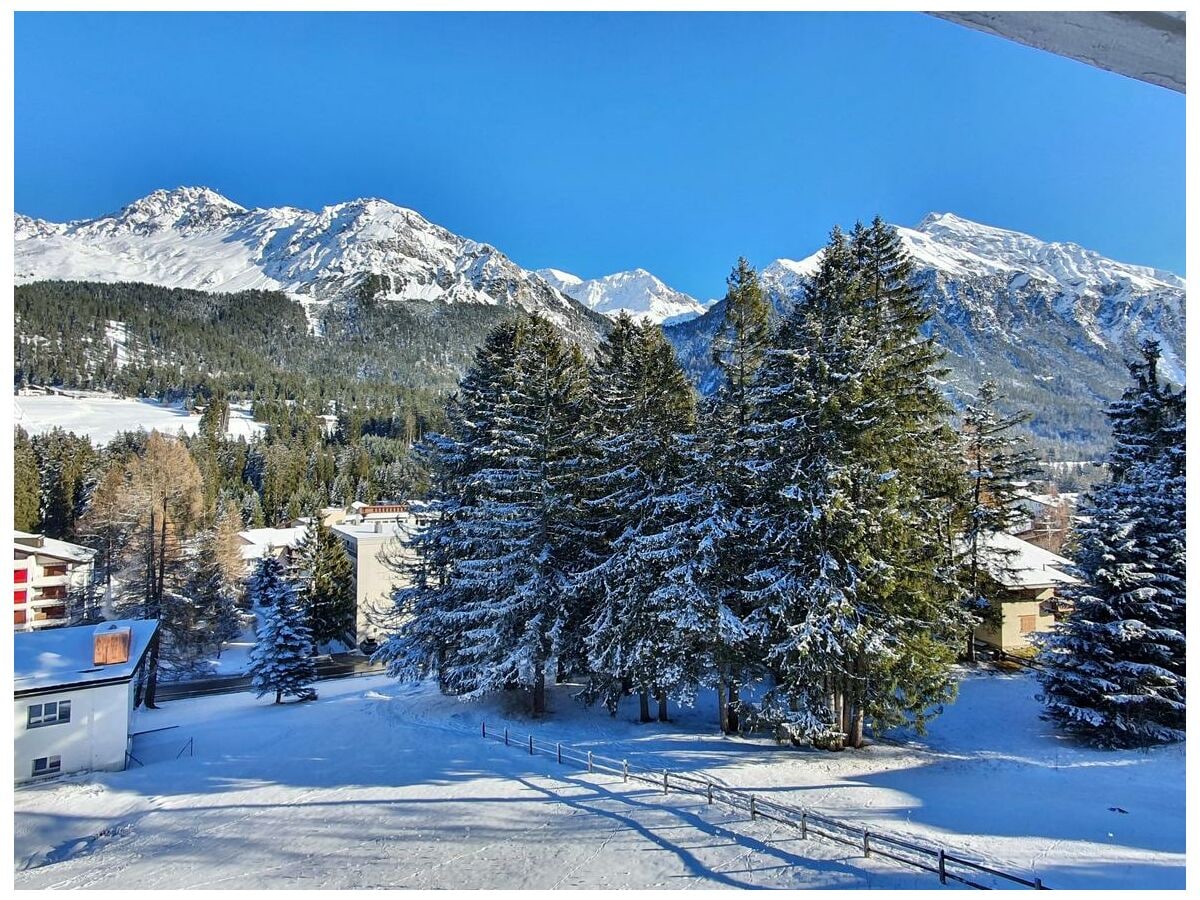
[[13, 669, 1184, 890], [13, 393, 265, 445]]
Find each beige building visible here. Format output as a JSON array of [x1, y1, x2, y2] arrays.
[[13, 532, 97, 631], [331, 503, 422, 647], [972, 531, 1080, 652]]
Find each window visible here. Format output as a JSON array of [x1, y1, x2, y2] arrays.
[[15, 568, 28, 583], [1019, 615, 1037, 634], [41, 585, 66, 600], [44, 564, 68, 577], [28, 700, 71, 728], [14, 609, 26, 625], [31, 756, 61, 777], [15, 589, 27, 604]]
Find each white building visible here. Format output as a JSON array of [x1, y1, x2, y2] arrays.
[[236, 525, 309, 566], [13, 531, 97, 631], [331, 503, 422, 647], [13, 619, 159, 784]]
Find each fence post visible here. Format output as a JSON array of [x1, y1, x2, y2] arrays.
[[1034, 877, 1044, 890], [938, 849, 946, 884], [750, 795, 757, 819], [707, 782, 713, 805], [863, 830, 871, 858], [587, 751, 593, 773], [481, 721, 486, 738], [663, 770, 668, 794], [557, 743, 562, 764], [622, 760, 628, 782], [529, 734, 534, 755], [801, 812, 807, 839]]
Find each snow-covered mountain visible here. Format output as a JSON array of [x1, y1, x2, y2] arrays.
[[15, 186, 607, 344], [669, 213, 1186, 454], [537, 267, 710, 324]]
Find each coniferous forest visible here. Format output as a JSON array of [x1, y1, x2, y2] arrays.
[[14, 219, 1185, 751]]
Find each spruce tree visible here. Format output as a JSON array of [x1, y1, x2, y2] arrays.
[[378, 315, 592, 716], [247, 555, 318, 704], [583, 315, 697, 721], [703, 258, 772, 731], [743, 222, 966, 748], [14, 428, 41, 532], [1038, 342, 1185, 747], [295, 520, 357, 648], [959, 379, 1042, 658]]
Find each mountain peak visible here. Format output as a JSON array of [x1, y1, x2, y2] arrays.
[[105, 186, 246, 232], [539, 267, 707, 324]]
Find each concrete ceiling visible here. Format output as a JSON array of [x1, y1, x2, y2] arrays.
[[931, 11, 1185, 93]]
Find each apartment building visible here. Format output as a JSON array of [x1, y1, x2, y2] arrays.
[[14, 531, 97, 631]]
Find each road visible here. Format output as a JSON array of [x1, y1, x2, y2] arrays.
[[156, 653, 386, 700]]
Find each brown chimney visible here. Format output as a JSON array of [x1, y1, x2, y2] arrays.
[[94, 626, 132, 665]]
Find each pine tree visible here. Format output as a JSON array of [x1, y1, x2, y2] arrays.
[[294, 520, 356, 648], [583, 315, 697, 721], [959, 379, 1042, 658], [247, 555, 318, 704], [1038, 342, 1185, 747]]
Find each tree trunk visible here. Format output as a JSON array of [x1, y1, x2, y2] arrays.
[[638, 689, 652, 723], [275, 689, 282, 704], [657, 692, 668, 722], [727, 678, 740, 733], [532, 668, 546, 718], [621, 675, 633, 696], [717, 678, 730, 733], [142, 632, 162, 709]]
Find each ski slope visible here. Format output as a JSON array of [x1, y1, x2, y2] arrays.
[[13, 670, 1183, 889]]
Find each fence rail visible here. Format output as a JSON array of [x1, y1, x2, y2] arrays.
[[480, 720, 1048, 891]]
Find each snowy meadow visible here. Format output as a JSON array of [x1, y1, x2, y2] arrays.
[[13, 669, 1183, 890]]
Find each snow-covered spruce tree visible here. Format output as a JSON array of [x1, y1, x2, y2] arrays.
[[1037, 342, 1185, 747], [247, 555, 318, 704], [743, 222, 966, 749], [376, 315, 592, 716], [699, 258, 773, 732], [294, 519, 356, 648], [582, 314, 698, 722], [959, 379, 1042, 659]]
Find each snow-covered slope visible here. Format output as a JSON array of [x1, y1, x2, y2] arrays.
[[538, 267, 709, 324], [15, 187, 606, 344], [670, 213, 1186, 453]]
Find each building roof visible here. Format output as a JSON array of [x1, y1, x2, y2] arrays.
[[331, 519, 415, 543], [236, 525, 308, 561], [14, 619, 160, 697], [13, 531, 96, 565], [975, 531, 1081, 590]]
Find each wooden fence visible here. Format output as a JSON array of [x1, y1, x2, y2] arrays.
[[481, 721, 1050, 890]]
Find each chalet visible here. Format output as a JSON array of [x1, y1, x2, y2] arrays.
[[972, 531, 1080, 652], [13, 619, 159, 783]]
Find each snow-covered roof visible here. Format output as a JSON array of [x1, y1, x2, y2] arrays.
[[14, 619, 159, 697], [237, 526, 308, 560], [974, 531, 1080, 590], [13, 531, 96, 565], [331, 520, 414, 543]]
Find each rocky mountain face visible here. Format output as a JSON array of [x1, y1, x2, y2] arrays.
[[537, 267, 710, 324], [667, 213, 1185, 457], [15, 187, 608, 348]]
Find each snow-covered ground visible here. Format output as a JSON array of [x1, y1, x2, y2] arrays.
[[13, 669, 1183, 890], [13, 393, 265, 445]]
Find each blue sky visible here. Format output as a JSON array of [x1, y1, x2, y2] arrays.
[[15, 12, 1185, 297]]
